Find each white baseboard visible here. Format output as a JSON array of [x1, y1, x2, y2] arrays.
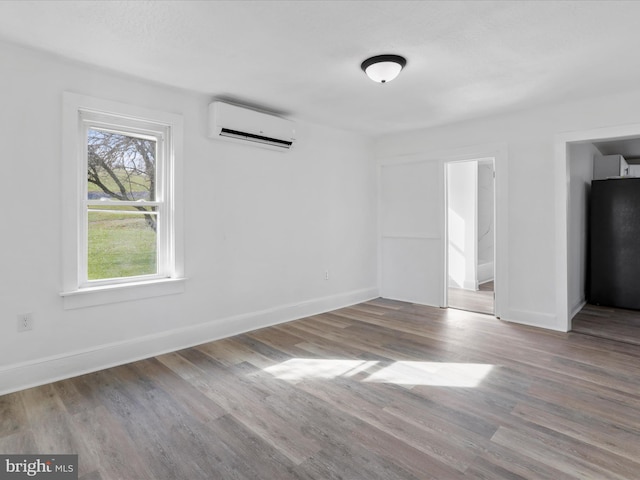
[[503, 308, 564, 332], [569, 299, 587, 330], [570, 299, 587, 319], [463, 279, 477, 291], [0, 287, 378, 396], [477, 262, 494, 285]]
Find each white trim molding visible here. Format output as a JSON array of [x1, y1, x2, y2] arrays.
[[555, 122, 640, 332], [503, 308, 560, 332], [61, 92, 185, 308], [60, 277, 186, 309], [0, 287, 378, 396]]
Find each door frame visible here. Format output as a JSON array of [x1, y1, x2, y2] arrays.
[[555, 123, 640, 331], [444, 157, 495, 312]]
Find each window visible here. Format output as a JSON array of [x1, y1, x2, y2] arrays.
[[61, 93, 184, 308], [83, 117, 166, 285]]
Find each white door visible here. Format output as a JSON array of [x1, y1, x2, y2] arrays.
[[380, 160, 444, 306]]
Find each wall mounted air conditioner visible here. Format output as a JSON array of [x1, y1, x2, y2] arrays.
[[208, 101, 296, 150]]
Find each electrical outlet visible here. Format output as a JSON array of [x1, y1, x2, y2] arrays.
[[17, 313, 33, 332], [325, 270, 330, 280]]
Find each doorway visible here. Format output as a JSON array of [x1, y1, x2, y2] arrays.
[[562, 135, 640, 342], [557, 124, 640, 331], [446, 158, 495, 315], [378, 143, 505, 318]]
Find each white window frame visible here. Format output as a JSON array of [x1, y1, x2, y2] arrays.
[[80, 115, 169, 287], [61, 93, 184, 309]]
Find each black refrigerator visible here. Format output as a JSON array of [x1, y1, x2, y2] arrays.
[[589, 177, 640, 310]]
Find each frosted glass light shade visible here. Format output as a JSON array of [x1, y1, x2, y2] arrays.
[[361, 55, 407, 83]]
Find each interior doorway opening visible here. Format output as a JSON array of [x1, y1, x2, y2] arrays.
[[564, 136, 640, 343], [445, 158, 495, 315]]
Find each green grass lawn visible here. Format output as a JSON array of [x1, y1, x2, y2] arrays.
[[88, 212, 157, 280]]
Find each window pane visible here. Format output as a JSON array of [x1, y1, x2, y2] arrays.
[[87, 128, 156, 201], [87, 209, 157, 280]]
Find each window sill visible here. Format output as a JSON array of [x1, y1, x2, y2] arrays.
[[60, 277, 186, 309]]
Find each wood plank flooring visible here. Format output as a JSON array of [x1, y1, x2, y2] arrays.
[[572, 303, 640, 346], [448, 281, 494, 315], [2, 299, 640, 479]]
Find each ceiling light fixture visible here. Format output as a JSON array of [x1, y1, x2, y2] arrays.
[[361, 54, 407, 83]]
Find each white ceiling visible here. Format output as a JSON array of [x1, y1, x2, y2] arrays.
[[2, 1, 640, 135]]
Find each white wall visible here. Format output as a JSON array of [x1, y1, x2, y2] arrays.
[[379, 160, 443, 306], [0, 40, 377, 394], [477, 159, 494, 282], [567, 143, 598, 319], [375, 88, 640, 331], [447, 161, 477, 290]]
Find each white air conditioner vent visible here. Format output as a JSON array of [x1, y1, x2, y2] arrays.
[[208, 101, 296, 150]]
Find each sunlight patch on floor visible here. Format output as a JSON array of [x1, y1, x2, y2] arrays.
[[263, 358, 493, 387], [263, 358, 377, 381], [364, 361, 493, 387]]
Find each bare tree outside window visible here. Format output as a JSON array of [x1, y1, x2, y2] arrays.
[[87, 129, 157, 230], [86, 129, 159, 280]]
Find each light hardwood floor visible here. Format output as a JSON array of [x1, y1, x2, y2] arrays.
[[572, 303, 640, 346], [448, 280, 494, 315], [2, 299, 640, 479]]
